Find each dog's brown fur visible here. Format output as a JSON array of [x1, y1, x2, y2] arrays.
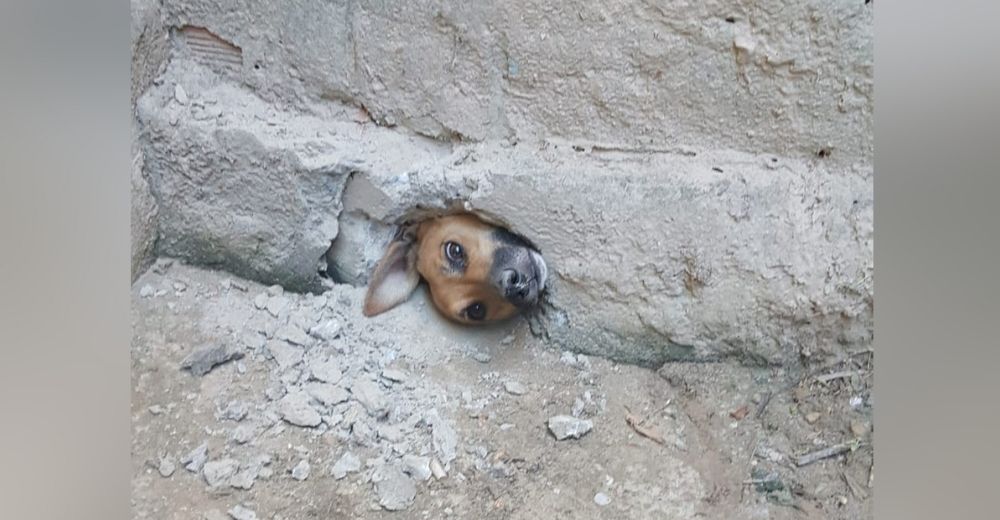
[[363, 213, 544, 324]]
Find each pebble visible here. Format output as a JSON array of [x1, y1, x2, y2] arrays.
[[229, 467, 258, 490], [429, 458, 447, 479], [381, 368, 408, 383], [308, 358, 343, 384], [804, 412, 821, 424], [402, 455, 432, 481], [331, 451, 361, 479], [373, 466, 416, 511], [305, 382, 351, 407], [594, 492, 611, 506], [471, 351, 492, 363], [277, 392, 322, 427], [266, 296, 290, 317], [227, 505, 257, 520], [158, 457, 176, 477], [202, 458, 239, 487], [174, 84, 189, 105], [503, 380, 528, 395], [291, 460, 310, 481], [266, 340, 303, 371], [181, 442, 209, 472], [253, 294, 268, 310], [426, 410, 458, 463], [275, 324, 312, 347], [219, 400, 249, 422], [181, 344, 244, 376], [308, 320, 341, 341], [547, 415, 594, 440], [351, 379, 388, 417], [232, 423, 259, 444], [850, 419, 868, 438], [140, 284, 155, 298], [266, 284, 284, 297], [148, 404, 165, 415]]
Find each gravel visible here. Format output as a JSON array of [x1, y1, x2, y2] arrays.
[[277, 392, 322, 427], [350, 379, 387, 417], [227, 505, 257, 520], [308, 358, 343, 384], [547, 415, 594, 440], [594, 492, 611, 506], [291, 460, 310, 481], [158, 457, 176, 477], [181, 344, 245, 376], [503, 380, 528, 395], [181, 442, 209, 472], [202, 458, 239, 487], [330, 451, 361, 480]]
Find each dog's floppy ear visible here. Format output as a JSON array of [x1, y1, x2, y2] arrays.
[[363, 224, 421, 317]]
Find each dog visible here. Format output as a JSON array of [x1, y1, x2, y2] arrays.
[[363, 213, 548, 324]]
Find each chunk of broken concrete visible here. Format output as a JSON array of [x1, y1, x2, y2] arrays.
[[373, 465, 416, 511], [277, 392, 322, 427], [330, 451, 361, 480], [202, 458, 239, 487], [547, 415, 593, 440], [180, 344, 244, 376]]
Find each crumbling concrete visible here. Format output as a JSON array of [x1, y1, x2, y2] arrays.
[[134, 0, 873, 367]]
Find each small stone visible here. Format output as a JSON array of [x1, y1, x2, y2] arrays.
[[266, 284, 284, 296], [402, 455, 432, 481], [180, 344, 244, 376], [227, 505, 257, 520], [231, 280, 249, 292], [232, 423, 259, 444], [331, 451, 361, 479], [174, 84, 189, 105], [291, 460, 310, 481], [305, 382, 351, 407], [850, 419, 868, 438], [594, 492, 611, 506], [266, 296, 290, 317], [266, 340, 303, 371], [229, 468, 257, 490], [203, 458, 239, 487], [308, 320, 341, 341], [158, 457, 176, 477], [264, 383, 286, 402], [173, 281, 187, 292], [426, 410, 458, 463], [849, 395, 865, 409], [148, 404, 165, 415], [219, 400, 249, 422], [275, 323, 312, 347], [181, 442, 209, 472], [351, 379, 387, 417], [309, 359, 343, 384], [277, 392, 322, 427], [381, 369, 407, 383], [499, 423, 515, 431], [805, 412, 821, 424], [373, 466, 416, 511], [253, 293, 268, 309], [503, 380, 528, 395], [547, 415, 593, 440], [139, 284, 154, 298], [429, 458, 446, 479], [471, 351, 492, 363], [571, 398, 586, 417]]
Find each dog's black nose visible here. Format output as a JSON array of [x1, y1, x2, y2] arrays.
[[501, 269, 533, 303]]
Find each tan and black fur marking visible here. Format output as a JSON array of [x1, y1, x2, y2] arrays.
[[363, 213, 547, 325]]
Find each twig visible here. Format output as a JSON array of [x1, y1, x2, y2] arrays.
[[795, 440, 866, 467], [624, 406, 666, 445], [816, 370, 865, 383]]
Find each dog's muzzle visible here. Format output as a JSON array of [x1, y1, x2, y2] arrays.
[[494, 248, 548, 309]]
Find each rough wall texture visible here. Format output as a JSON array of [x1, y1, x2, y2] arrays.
[[131, 0, 168, 280], [135, 0, 873, 366]]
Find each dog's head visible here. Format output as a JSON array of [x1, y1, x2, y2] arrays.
[[362, 213, 548, 324]]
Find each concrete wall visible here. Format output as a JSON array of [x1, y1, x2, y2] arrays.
[[134, 0, 873, 366]]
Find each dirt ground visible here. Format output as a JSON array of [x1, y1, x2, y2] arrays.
[[131, 260, 873, 519]]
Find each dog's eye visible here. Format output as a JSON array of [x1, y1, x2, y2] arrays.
[[444, 241, 465, 263], [464, 302, 486, 321]]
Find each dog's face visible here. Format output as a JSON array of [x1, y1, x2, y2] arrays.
[[363, 214, 548, 324]]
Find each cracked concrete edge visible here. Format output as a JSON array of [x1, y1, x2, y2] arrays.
[[136, 59, 872, 366], [131, 0, 169, 281], [156, 0, 872, 167]]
